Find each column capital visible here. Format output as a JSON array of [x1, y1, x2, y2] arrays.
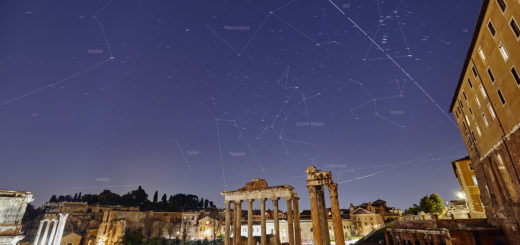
[[247, 199, 255, 204], [328, 183, 338, 192], [271, 197, 280, 201]]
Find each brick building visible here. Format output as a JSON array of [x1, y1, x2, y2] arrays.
[[448, 0, 520, 242]]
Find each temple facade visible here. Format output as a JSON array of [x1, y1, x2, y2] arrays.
[[221, 178, 301, 245]]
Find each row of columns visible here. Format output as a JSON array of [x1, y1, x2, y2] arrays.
[[224, 197, 301, 245], [33, 214, 69, 245], [307, 183, 344, 245], [385, 230, 452, 245]]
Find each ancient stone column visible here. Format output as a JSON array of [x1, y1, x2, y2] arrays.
[[47, 220, 58, 245], [432, 233, 439, 245], [225, 202, 231, 245], [260, 199, 267, 245], [39, 220, 51, 245], [273, 198, 280, 245], [292, 197, 301, 245], [316, 186, 330, 245], [235, 201, 242, 245], [53, 213, 68, 245], [285, 198, 295, 245], [328, 184, 344, 245], [33, 220, 44, 245], [247, 199, 254, 245], [390, 231, 398, 245], [418, 233, 426, 245], [307, 186, 322, 245]]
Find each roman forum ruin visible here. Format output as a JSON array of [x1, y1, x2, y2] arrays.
[[221, 178, 301, 245], [305, 166, 344, 245], [32, 213, 69, 245]]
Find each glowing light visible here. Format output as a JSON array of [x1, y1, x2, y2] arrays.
[[457, 191, 465, 199]]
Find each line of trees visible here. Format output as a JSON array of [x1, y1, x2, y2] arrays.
[[48, 186, 215, 211]]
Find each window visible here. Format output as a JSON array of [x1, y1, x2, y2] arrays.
[[463, 91, 468, 100], [483, 113, 489, 127], [497, 154, 506, 170], [472, 176, 478, 186], [512, 67, 520, 86], [465, 115, 471, 126], [488, 20, 496, 36], [499, 43, 509, 61], [475, 95, 481, 108], [479, 84, 487, 98], [469, 107, 474, 118], [479, 48, 486, 61], [497, 89, 506, 105], [476, 124, 482, 137], [496, 0, 507, 12], [469, 163, 474, 170], [471, 131, 477, 142], [511, 18, 520, 38], [463, 121, 467, 130], [459, 99, 464, 109], [488, 104, 497, 119], [472, 66, 478, 77], [467, 78, 473, 88], [488, 68, 496, 82]]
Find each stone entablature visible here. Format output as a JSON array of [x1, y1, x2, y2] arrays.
[[221, 186, 294, 202], [0, 190, 33, 245]]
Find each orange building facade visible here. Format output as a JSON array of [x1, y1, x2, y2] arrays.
[[449, 0, 520, 242]]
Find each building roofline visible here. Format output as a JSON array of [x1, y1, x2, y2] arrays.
[[451, 155, 470, 164], [449, 0, 490, 112]]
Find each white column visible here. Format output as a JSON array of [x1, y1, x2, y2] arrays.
[[47, 220, 58, 245], [39, 220, 51, 245], [33, 220, 45, 245], [53, 213, 69, 245]]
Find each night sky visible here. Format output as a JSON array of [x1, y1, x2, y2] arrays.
[[1, 0, 482, 211]]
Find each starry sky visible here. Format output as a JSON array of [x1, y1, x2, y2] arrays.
[[1, 0, 483, 211]]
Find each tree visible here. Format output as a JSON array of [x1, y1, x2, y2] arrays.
[[165, 216, 180, 245], [143, 215, 156, 245], [419, 193, 444, 214], [162, 194, 168, 205], [210, 216, 222, 245], [49, 195, 58, 203], [153, 191, 159, 204], [180, 216, 193, 244], [99, 190, 122, 205], [405, 193, 444, 215], [122, 228, 144, 245]]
